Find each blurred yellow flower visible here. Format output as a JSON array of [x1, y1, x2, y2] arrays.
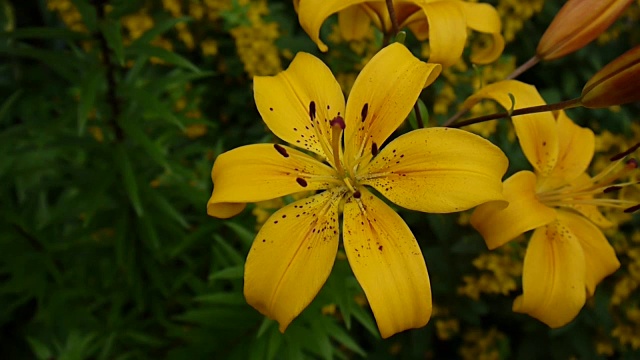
[[295, 0, 505, 67], [468, 80, 627, 328]]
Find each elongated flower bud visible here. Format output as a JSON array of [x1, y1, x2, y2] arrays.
[[537, 0, 633, 61], [580, 45, 640, 108]]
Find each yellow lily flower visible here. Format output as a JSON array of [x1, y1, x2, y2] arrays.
[[295, 0, 505, 67], [207, 43, 509, 338], [467, 80, 625, 328]]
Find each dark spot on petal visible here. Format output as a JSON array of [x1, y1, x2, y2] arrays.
[[372, 142, 378, 156], [269, 107, 273, 111], [361, 103, 369, 122], [274, 220, 278, 224], [282, 215, 286, 218], [309, 101, 316, 121], [378, 245, 383, 251], [296, 177, 308, 187], [274, 144, 289, 157]]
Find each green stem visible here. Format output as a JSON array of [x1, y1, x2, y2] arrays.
[[450, 98, 582, 128]]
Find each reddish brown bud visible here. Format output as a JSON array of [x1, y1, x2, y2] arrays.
[[537, 0, 633, 61], [581, 45, 640, 108]]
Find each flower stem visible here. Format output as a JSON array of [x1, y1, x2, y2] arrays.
[[385, 0, 399, 36], [414, 102, 424, 128], [442, 55, 543, 127], [449, 98, 582, 128], [506, 55, 541, 80]]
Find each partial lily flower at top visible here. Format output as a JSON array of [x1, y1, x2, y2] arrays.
[[294, 0, 505, 67], [466, 80, 633, 328], [537, 0, 633, 61], [207, 43, 509, 338]]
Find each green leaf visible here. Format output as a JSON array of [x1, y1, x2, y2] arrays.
[[323, 319, 366, 357], [256, 317, 275, 338], [226, 222, 256, 248], [131, 16, 191, 46], [77, 69, 102, 136], [26, 337, 52, 360], [0, 46, 78, 82], [209, 265, 243, 280], [151, 193, 189, 229], [115, 145, 144, 216], [119, 120, 170, 170], [100, 19, 125, 66], [0, 27, 89, 40], [0, 88, 21, 122], [213, 235, 245, 265], [195, 292, 245, 305], [127, 44, 200, 72]]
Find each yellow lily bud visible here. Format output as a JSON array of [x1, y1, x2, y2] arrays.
[[537, 0, 632, 61], [580, 45, 640, 108]]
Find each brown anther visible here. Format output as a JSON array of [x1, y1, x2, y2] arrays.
[[626, 158, 638, 169], [371, 142, 379, 156], [353, 190, 361, 199], [296, 177, 308, 187]]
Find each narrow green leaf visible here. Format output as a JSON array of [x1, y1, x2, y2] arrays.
[[119, 120, 170, 170], [213, 235, 245, 265], [151, 193, 189, 229], [115, 145, 144, 216], [100, 19, 125, 66], [0, 88, 22, 122], [139, 214, 160, 250], [127, 44, 200, 72], [126, 87, 185, 130], [26, 337, 52, 360], [209, 265, 243, 280], [265, 327, 284, 360], [351, 302, 379, 338], [131, 16, 191, 46], [195, 292, 245, 305], [77, 69, 102, 136], [226, 222, 256, 248], [0, 46, 78, 81], [0, 27, 89, 40], [323, 319, 366, 357], [256, 317, 275, 338]]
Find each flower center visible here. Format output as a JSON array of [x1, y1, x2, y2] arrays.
[[329, 116, 360, 196], [537, 148, 640, 213]]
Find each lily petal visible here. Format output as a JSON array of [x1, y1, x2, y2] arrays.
[[537, 111, 595, 191], [344, 43, 441, 170], [513, 220, 586, 328], [460, 1, 504, 64], [360, 127, 508, 214], [463, 80, 559, 177], [557, 210, 620, 296], [339, 5, 372, 41], [208, 144, 337, 218], [343, 187, 431, 338], [471, 171, 556, 249], [298, 0, 380, 52], [244, 188, 344, 332], [254, 51, 346, 164], [419, 1, 467, 67]]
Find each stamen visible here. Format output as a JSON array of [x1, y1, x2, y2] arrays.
[[330, 116, 346, 175], [309, 101, 316, 121], [610, 142, 640, 161], [624, 204, 640, 213], [372, 142, 379, 156], [361, 103, 369, 122], [604, 185, 623, 193]]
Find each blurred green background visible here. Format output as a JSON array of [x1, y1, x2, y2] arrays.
[[1, 0, 640, 358]]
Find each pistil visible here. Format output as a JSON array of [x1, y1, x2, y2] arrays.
[[330, 116, 346, 176]]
